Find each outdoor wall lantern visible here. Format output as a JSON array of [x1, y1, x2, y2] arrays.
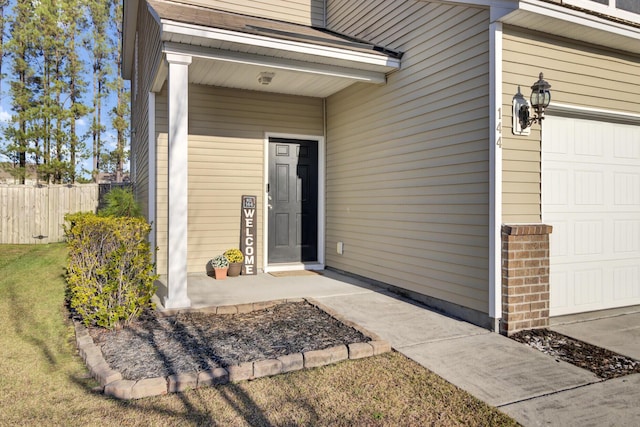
[[512, 72, 551, 135]]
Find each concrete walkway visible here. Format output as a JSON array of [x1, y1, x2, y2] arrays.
[[157, 271, 640, 426]]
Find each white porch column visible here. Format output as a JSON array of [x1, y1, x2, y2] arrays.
[[164, 53, 192, 309], [148, 92, 156, 265]]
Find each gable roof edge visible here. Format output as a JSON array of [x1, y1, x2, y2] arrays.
[[122, 0, 139, 79]]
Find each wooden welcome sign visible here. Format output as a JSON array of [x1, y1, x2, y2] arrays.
[[240, 195, 257, 275]]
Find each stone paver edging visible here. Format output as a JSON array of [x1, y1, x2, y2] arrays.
[[73, 298, 391, 400]]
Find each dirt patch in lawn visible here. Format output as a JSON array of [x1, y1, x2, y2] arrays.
[[88, 300, 370, 381], [510, 328, 640, 379]]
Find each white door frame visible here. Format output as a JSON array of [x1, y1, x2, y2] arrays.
[[263, 132, 326, 272]]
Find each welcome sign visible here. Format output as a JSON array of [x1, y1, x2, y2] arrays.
[[240, 195, 257, 275]]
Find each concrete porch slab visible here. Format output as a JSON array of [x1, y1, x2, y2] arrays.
[[153, 270, 380, 310]]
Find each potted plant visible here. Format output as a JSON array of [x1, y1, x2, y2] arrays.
[[224, 248, 244, 277], [210, 254, 229, 280]]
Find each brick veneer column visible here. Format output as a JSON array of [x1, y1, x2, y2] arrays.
[[501, 224, 553, 336]]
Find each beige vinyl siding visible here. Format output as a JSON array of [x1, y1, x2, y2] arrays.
[[130, 4, 163, 219], [155, 85, 323, 275], [168, 0, 325, 26], [501, 27, 640, 223], [326, 1, 491, 314]]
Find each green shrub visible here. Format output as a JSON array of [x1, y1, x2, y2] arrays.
[[99, 187, 142, 218], [64, 212, 157, 329]]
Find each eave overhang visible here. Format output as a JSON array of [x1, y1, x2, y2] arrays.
[[496, 0, 640, 55], [144, 0, 402, 97], [123, 0, 139, 79]]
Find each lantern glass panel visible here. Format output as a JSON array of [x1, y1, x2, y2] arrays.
[[530, 91, 541, 108], [531, 90, 551, 109], [542, 91, 551, 108]]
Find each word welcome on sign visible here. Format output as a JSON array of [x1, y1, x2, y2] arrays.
[[240, 195, 257, 275]]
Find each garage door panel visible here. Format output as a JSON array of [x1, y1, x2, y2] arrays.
[[574, 170, 604, 205], [549, 221, 568, 257], [544, 115, 640, 316], [574, 220, 604, 255], [614, 220, 640, 253], [575, 122, 605, 157], [546, 116, 572, 154], [550, 269, 570, 309], [614, 128, 640, 159], [613, 266, 640, 300], [573, 268, 603, 306], [544, 169, 569, 205], [614, 172, 640, 205]]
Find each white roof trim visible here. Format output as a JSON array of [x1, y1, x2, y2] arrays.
[[160, 20, 401, 69], [419, 0, 514, 7], [163, 42, 387, 84], [559, 0, 640, 25], [547, 103, 640, 124], [510, 0, 640, 40], [122, 0, 140, 78]]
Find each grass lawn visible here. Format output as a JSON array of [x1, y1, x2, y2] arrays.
[[0, 244, 519, 426]]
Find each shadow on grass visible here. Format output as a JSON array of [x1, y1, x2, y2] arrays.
[[72, 314, 281, 426], [5, 271, 67, 369], [0, 245, 319, 425]]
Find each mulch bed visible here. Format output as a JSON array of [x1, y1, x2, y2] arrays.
[[510, 328, 640, 379], [88, 301, 369, 381]]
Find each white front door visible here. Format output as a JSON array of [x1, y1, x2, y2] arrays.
[[543, 115, 640, 316]]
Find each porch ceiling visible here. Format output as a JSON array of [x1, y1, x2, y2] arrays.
[[148, 0, 402, 98], [185, 56, 360, 98]]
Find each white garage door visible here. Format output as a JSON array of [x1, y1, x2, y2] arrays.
[[543, 115, 640, 316]]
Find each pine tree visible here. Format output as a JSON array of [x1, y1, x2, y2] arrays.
[[2, 0, 123, 184], [2, 1, 39, 184], [86, 0, 111, 183], [63, 0, 90, 183], [109, 0, 129, 183], [34, 0, 60, 183], [0, 0, 7, 80]]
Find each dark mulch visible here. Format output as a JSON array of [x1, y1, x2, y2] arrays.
[[88, 301, 369, 381], [510, 328, 640, 379]]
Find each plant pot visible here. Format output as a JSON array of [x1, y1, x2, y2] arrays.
[[214, 267, 228, 280], [228, 262, 242, 277]]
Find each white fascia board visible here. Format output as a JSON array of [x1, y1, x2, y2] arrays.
[[515, 0, 640, 40], [419, 0, 516, 7], [561, 0, 640, 25], [151, 60, 168, 93], [122, 0, 140, 78], [163, 42, 387, 84], [160, 20, 401, 69], [547, 103, 640, 124]]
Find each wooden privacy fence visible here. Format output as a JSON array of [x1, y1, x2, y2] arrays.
[[0, 184, 99, 244]]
